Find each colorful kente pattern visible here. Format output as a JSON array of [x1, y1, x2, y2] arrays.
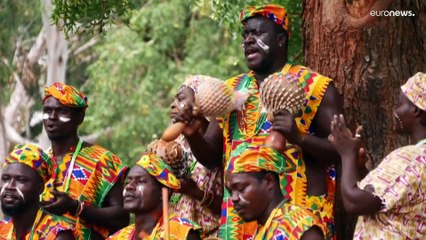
[[136, 153, 180, 190], [251, 201, 323, 240], [0, 209, 72, 240], [5, 144, 53, 183], [240, 4, 290, 32], [107, 215, 201, 239], [226, 142, 285, 174], [41, 145, 128, 239], [43, 82, 88, 109], [217, 63, 334, 239]]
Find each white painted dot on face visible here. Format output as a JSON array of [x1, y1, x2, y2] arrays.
[[42, 113, 49, 120], [59, 116, 71, 122], [122, 189, 127, 197]]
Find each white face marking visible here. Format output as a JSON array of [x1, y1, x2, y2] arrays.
[[0, 183, 8, 196], [256, 38, 270, 52], [122, 189, 127, 197], [137, 185, 144, 197], [16, 187, 25, 201], [238, 193, 250, 204], [59, 116, 71, 122], [0, 183, 25, 201], [42, 113, 49, 120]]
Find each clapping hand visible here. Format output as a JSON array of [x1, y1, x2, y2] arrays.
[[328, 114, 363, 159]]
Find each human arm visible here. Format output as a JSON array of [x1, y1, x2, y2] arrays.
[[169, 98, 223, 170], [177, 177, 222, 215], [300, 226, 323, 240], [273, 83, 343, 165], [56, 230, 75, 240], [186, 229, 202, 240], [42, 182, 130, 234], [329, 114, 382, 215]]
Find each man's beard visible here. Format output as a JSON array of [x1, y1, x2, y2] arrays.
[[1, 200, 29, 217]]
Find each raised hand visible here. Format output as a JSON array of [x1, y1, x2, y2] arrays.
[[41, 190, 78, 216], [328, 114, 363, 159]]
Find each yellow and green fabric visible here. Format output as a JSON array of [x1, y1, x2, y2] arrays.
[[107, 215, 200, 239], [226, 143, 284, 174], [217, 62, 335, 239], [252, 201, 322, 240], [5, 144, 53, 183], [136, 153, 180, 190], [43, 82, 88, 109], [0, 209, 72, 240], [41, 145, 128, 239]]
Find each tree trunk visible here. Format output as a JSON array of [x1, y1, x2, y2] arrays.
[[302, 0, 426, 238], [39, 0, 68, 149]]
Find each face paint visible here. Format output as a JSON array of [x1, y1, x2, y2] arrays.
[[238, 193, 250, 204], [59, 116, 71, 122], [122, 189, 127, 197], [0, 183, 25, 201], [42, 113, 49, 120], [137, 185, 144, 197], [255, 38, 270, 52], [394, 112, 405, 132]]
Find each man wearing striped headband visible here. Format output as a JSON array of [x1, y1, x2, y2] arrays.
[[0, 144, 74, 239], [171, 3, 343, 239], [225, 143, 323, 240], [108, 153, 201, 239], [41, 82, 129, 239]]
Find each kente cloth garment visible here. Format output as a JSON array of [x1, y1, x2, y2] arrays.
[[0, 209, 72, 240], [5, 144, 53, 183], [354, 143, 426, 239], [226, 142, 285, 174], [401, 72, 426, 111], [217, 63, 335, 239], [169, 136, 222, 238], [107, 215, 201, 239], [43, 82, 88, 109], [240, 4, 289, 32], [251, 201, 323, 240], [136, 153, 180, 190], [41, 145, 128, 239]]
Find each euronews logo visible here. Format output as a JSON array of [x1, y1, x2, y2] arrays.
[[370, 10, 415, 17]]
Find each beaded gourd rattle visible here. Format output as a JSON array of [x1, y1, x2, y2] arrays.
[[259, 72, 305, 152], [162, 75, 236, 141]]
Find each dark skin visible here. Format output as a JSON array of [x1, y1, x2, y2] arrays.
[[41, 97, 129, 236], [0, 164, 74, 240], [329, 92, 426, 215], [124, 166, 201, 240], [225, 171, 323, 240], [170, 87, 222, 215], [175, 16, 343, 196]]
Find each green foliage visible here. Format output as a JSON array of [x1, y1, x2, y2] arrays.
[[51, 0, 133, 36], [0, 0, 42, 103], [83, 0, 246, 165]]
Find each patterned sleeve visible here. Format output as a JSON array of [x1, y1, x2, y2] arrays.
[[357, 145, 424, 212]]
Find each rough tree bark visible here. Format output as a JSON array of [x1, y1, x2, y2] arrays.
[[302, 0, 426, 238]]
